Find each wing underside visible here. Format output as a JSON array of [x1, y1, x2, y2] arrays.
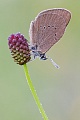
[[29, 9, 71, 53]]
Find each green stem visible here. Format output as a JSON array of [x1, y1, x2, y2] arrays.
[[23, 64, 49, 120]]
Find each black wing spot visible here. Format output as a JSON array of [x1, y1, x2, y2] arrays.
[[43, 26, 46, 29], [55, 33, 57, 36], [40, 25, 42, 28]]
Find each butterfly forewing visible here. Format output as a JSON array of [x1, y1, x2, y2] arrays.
[[38, 8, 71, 26], [29, 9, 71, 53]]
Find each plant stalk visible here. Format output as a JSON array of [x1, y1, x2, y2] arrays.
[[23, 64, 48, 120]]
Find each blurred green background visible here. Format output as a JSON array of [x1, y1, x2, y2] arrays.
[[0, 0, 80, 120]]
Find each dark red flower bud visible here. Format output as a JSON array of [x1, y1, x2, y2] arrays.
[[8, 32, 31, 65]]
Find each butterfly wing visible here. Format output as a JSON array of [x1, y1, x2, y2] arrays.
[[29, 9, 71, 53], [38, 8, 71, 26]]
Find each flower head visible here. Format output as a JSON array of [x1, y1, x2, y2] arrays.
[[8, 32, 31, 65]]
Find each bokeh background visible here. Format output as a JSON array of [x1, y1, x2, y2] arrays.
[[0, 0, 80, 120]]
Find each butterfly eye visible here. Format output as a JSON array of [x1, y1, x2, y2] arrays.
[[31, 46, 35, 50]]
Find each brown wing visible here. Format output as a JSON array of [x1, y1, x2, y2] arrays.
[[29, 9, 71, 53], [38, 8, 71, 26]]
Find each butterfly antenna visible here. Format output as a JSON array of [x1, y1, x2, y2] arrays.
[[47, 56, 60, 69]]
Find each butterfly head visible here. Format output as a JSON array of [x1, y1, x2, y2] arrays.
[[30, 45, 47, 60]]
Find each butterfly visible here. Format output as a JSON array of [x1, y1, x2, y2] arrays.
[[29, 8, 71, 68]]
